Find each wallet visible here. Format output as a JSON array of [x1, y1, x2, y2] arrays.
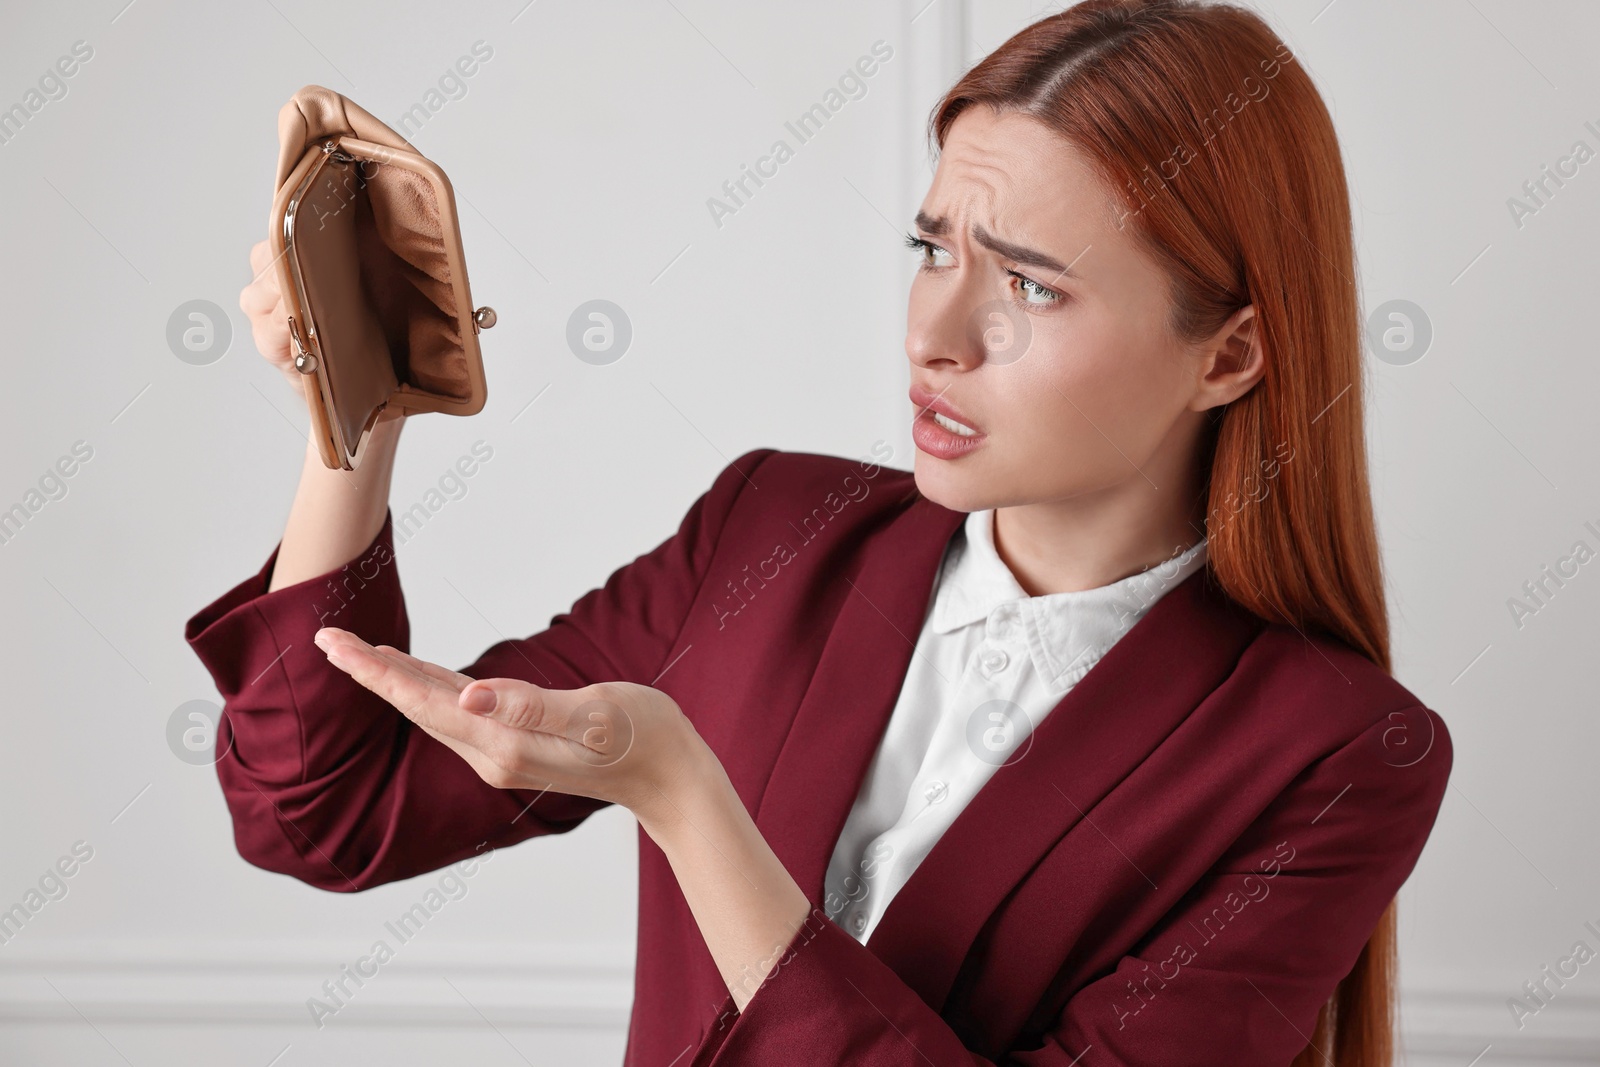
[[268, 84, 495, 470]]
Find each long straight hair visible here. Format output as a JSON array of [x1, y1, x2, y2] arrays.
[[928, 2, 1395, 1064]]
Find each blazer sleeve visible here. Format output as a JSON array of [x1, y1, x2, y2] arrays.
[[184, 449, 772, 893], [690, 705, 1453, 1066]]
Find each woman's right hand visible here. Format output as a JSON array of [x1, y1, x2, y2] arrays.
[[243, 235, 407, 591], [240, 238, 308, 402]]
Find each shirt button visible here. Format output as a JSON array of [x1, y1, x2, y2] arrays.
[[852, 913, 866, 933], [979, 647, 1009, 674], [924, 780, 948, 804]]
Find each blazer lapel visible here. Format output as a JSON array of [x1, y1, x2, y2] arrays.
[[865, 565, 1264, 1011], [750, 490, 965, 907], [749, 490, 1266, 1016]]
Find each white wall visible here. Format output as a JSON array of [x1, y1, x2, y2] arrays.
[[0, 1, 1593, 1064]]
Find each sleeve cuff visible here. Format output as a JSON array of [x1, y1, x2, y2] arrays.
[[184, 508, 406, 698], [691, 905, 981, 1066]]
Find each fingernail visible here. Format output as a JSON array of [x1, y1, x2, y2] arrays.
[[314, 628, 334, 650], [461, 686, 496, 713]]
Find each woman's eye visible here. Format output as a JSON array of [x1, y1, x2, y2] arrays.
[[1011, 272, 1062, 306], [904, 233, 954, 268], [904, 232, 1062, 307]]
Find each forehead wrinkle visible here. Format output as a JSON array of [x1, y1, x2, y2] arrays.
[[923, 129, 1050, 245], [920, 117, 1102, 283], [918, 171, 1003, 245], [917, 190, 1078, 278], [937, 146, 1011, 201]]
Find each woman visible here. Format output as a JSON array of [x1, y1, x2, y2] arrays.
[[188, 1, 1450, 1064]]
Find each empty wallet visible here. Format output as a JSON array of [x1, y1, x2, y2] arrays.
[[267, 84, 495, 470]]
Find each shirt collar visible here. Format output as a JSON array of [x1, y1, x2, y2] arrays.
[[928, 509, 1210, 690]]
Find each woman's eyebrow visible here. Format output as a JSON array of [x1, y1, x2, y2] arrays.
[[912, 211, 1076, 278]]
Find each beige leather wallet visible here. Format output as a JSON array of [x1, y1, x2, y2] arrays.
[[268, 84, 494, 470]]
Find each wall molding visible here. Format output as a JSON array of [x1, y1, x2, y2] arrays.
[[1401, 985, 1600, 1064], [5, 943, 1598, 1062], [0, 941, 634, 1030]]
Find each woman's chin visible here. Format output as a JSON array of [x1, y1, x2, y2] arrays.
[[912, 455, 996, 513]]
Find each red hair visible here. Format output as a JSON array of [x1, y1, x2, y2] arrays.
[[929, 2, 1395, 1063]]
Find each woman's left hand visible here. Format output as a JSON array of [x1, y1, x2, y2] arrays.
[[316, 624, 817, 1013], [313, 625, 710, 821]]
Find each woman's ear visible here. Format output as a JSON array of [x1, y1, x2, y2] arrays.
[[1190, 304, 1266, 411]]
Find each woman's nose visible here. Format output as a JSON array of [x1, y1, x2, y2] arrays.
[[906, 287, 987, 372]]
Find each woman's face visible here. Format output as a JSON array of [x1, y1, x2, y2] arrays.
[[905, 105, 1239, 514]]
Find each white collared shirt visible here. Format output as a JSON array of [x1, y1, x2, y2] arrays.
[[821, 509, 1209, 943]]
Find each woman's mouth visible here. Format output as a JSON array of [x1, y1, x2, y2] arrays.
[[932, 411, 978, 437], [911, 388, 986, 459]]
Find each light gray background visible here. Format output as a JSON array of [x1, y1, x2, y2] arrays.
[[0, 1, 1595, 1064]]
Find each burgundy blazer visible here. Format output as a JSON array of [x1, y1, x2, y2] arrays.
[[185, 449, 1452, 1066]]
